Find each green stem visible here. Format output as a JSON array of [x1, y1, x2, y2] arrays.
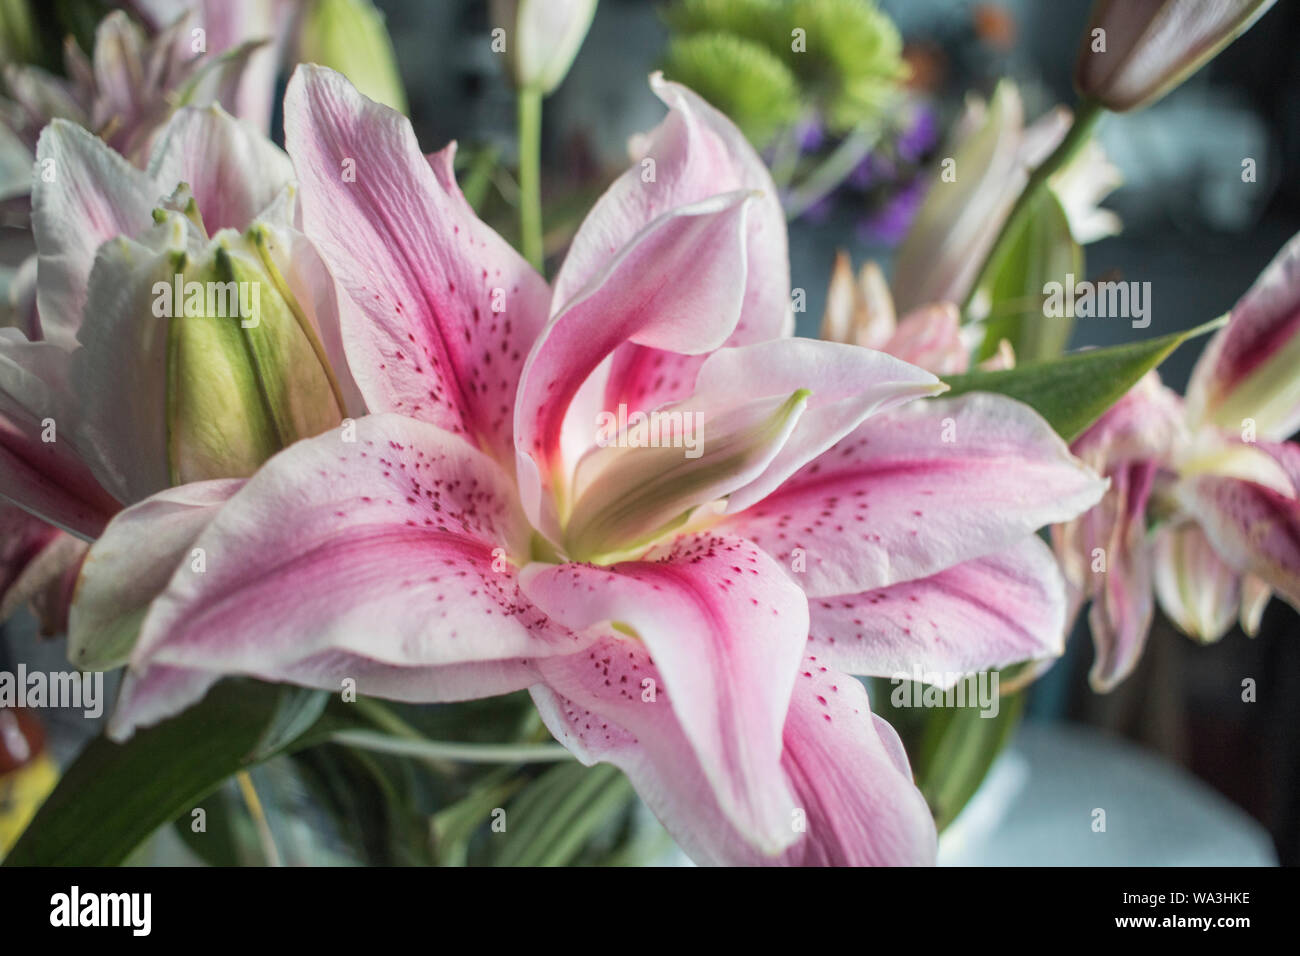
[[783, 122, 880, 221], [517, 86, 544, 273], [962, 98, 1105, 315], [235, 770, 282, 867], [351, 696, 426, 739], [329, 729, 574, 764]]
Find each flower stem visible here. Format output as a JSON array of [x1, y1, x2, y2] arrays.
[[961, 98, 1105, 315], [235, 770, 282, 867], [330, 729, 573, 764], [517, 86, 544, 273], [783, 122, 880, 221]]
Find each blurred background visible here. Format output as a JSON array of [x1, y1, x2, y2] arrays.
[[2, 0, 1298, 865]]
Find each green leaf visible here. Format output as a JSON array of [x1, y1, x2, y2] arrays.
[[172, 783, 244, 867], [252, 686, 330, 762], [487, 762, 635, 867], [3, 679, 349, 866], [290, 744, 432, 866], [940, 317, 1227, 442], [914, 688, 1024, 832], [430, 766, 526, 867], [975, 189, 1082, 363], [871, 674, 1025, 832]]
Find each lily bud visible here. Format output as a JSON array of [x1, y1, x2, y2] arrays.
[[297, 0, 408, 113], [161, 222, 345, 484], [1074, 0, 1276, 112], [489, 0, 598, 95], [821, 252, 896, 350]]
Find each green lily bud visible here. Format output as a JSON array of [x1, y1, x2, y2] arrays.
[[297, 0, 408, 113], [160, 223, 345, 484], [489, 0, 597, 95]]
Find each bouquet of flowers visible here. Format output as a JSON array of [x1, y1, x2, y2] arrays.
[[0, 0, 1292, 868]]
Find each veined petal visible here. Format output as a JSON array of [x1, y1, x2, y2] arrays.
[[564, 388, 808, 562], [31, 120, 158, 348], [807, 535, 1067, 681], [521, 532, 809, 854], [883, 303, 969, 376], [114, 414, 589, 736], [69, 479, 244, 671], [690, 339, 944, 515], [1067, 461, 1158, 691], [554, 74, 789, 419], [1072, 370, 1187, 470], [1185, 231, 1300, 441], [192, 0, 282, 133], [284, 65, 551, 462], [69, 232, 178, 504], [148, 103, 294, 233], [515, 190, 752, 532], [717, 392, 1106, 597], [1152, 519, 1241, 643], [532, 646, 935, 865], [1176, 470, 1300, 612], [767, 659, 936, 865], [0, 330, 120, 536]]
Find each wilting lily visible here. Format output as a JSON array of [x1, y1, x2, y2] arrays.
[[74, 66, 1106, 865], [1054, 231, 1300, 689], [1074, 0, 1278, 113], [0, 102, 357, 638], [891, 81, 1119, 317]]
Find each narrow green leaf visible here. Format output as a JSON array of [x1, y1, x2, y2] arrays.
[[252, 686, 330, 762], [488, 762, 635, 867], [3, 679, 349, 866], [941, 317, 1227, 442], [915, 690, 1024, 832]]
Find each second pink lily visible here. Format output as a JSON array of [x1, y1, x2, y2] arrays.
[[1055, 231, 1300, 689]]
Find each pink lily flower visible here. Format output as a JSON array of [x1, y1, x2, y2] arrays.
[[1054, 231, 1300, 689], [0, 102, 358, 639], [79, 67, 1105, 865], [1, 7, 272, 191]]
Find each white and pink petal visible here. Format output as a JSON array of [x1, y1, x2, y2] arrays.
[[520, 532, 809, 853], [717, 392, 1106, 597]]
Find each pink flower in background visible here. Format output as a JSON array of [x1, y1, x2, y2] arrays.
[[64, 66, 1110, 865], [821, 251, 1013, 375], [890, 81, 1119, 318], [1, 6, 274, 193], [1054, 232, 1300, 689], [0, 102, 357, 644]]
